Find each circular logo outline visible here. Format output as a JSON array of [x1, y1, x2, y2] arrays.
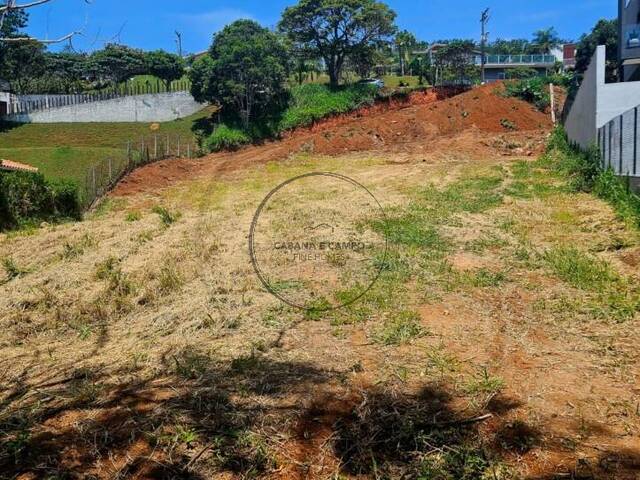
[[248, 172, 388, 312]]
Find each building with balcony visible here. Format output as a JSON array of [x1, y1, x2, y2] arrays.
[[475, 54, 557, 82]]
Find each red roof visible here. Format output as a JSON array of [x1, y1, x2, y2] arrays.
[[0, 159, 39, 173]]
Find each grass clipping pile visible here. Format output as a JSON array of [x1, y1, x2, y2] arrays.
[[2, 86, 638, 480]]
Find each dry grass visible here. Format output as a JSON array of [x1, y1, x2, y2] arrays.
[[1, 134, 639, 479]]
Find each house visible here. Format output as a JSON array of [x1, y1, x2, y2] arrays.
[[475, 54, 557, 82], [619, 0, 640, 81], [562, 43, 578, 70], [0, 159, 39, 173]]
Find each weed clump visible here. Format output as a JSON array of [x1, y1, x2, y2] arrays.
[[152, 205, 181, 227], [374, 310, 425, 345]]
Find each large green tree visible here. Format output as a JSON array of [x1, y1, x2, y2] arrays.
[[0, 4, 27, 84], [36, 49, 88, 93], [575, 19, 618, 83], [279, 0, 397, 87], [395, 29, 416, 76], [86, 43, 146, 86], [532, 27, 562, 54], [435, 40, 477, 85], [145, 50, 184, 90], [189, 20, 288, 129], [1, 40, 45, 92], [488, 38, 532, 55]]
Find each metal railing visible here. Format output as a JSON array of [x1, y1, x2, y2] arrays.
[[475, 54, 557, 65]]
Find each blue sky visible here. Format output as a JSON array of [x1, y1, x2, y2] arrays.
[[23, 0, 617, 54]]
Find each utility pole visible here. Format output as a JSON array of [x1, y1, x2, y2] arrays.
[[175, 31, 183, 57], [480, 8, 490, 84]]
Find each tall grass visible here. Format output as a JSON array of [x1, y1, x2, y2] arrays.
[[547, 127, 640, 227], [206, 83, 380, 152], [277, 83, 378, 131]]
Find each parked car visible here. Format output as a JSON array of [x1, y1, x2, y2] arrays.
[[359, 78, 384, 89]]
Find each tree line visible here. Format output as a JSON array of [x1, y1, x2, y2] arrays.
[[0, 7, 184, 94]]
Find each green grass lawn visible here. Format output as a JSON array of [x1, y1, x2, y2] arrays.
[[0, 146, 126, 186], [0, 107, 215, 149], [381, 75, 422, 88], [0, 106, 217, 190]]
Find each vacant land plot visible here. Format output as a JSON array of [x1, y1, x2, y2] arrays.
[[1, 87, 639, 479]]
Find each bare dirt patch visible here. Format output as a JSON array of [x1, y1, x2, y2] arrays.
[[111, 84, 551, 198]]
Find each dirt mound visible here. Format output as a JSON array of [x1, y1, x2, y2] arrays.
[[111, 84, 552, 197], [421, 82, 551, 133]]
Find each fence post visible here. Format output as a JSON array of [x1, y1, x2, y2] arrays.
[[620, 115, 624, 175], [141, 136, 145, 162], [608, 122, 612, 169], [154, 134, 158, 159], [177, 136, 181, 157], [92, 166, 96, 199], [187, 143, 191, 159], [549, 83, 556, 125], [166, 134, 170, 157], [108, 157, 112, 183], [635, 107, 638, 176]]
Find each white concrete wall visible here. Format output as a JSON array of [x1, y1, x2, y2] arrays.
[[564, 47, 600, 148], [2, 92, 205, 123], [597, 80, 640, 127], [565, 45, 640, 148]]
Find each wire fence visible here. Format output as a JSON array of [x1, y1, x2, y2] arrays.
[[598, 105, 640, 177], [7, 81, 192, 115], [82, 133, 198, 209]]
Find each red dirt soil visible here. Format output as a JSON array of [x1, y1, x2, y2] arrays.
[[111, 83, 553, 197]]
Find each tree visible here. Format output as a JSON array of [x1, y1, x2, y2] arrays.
[[87, 43, 146, 86], [0, 39, 45, 92], [532, 27, 561, 54], [488, 38, 532, 55], [39, 49, 87, 92], [575, 19, 618, 83], [189, 55, 214, 103], [348, 45, 380, 78], [0, 2, 26, 79], [395, 30, 416, 76], [435, 40, 477, 85], [145, 50, 184, 90], [189, 20, 288, 129], [279, 0, 397, 87]]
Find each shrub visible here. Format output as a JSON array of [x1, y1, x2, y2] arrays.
[[277, 83, 378, 131], [205, 125, 252, 152], [505, 67, 538, 80], [152, 205, 181, 226], [0, 171, 81, 230], [50, 179, 82, 219], [503, 77, 550, 111]]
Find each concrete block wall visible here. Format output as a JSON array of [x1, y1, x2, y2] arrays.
[[2, 91, 206, 123], [564, 45, 640, 149]]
